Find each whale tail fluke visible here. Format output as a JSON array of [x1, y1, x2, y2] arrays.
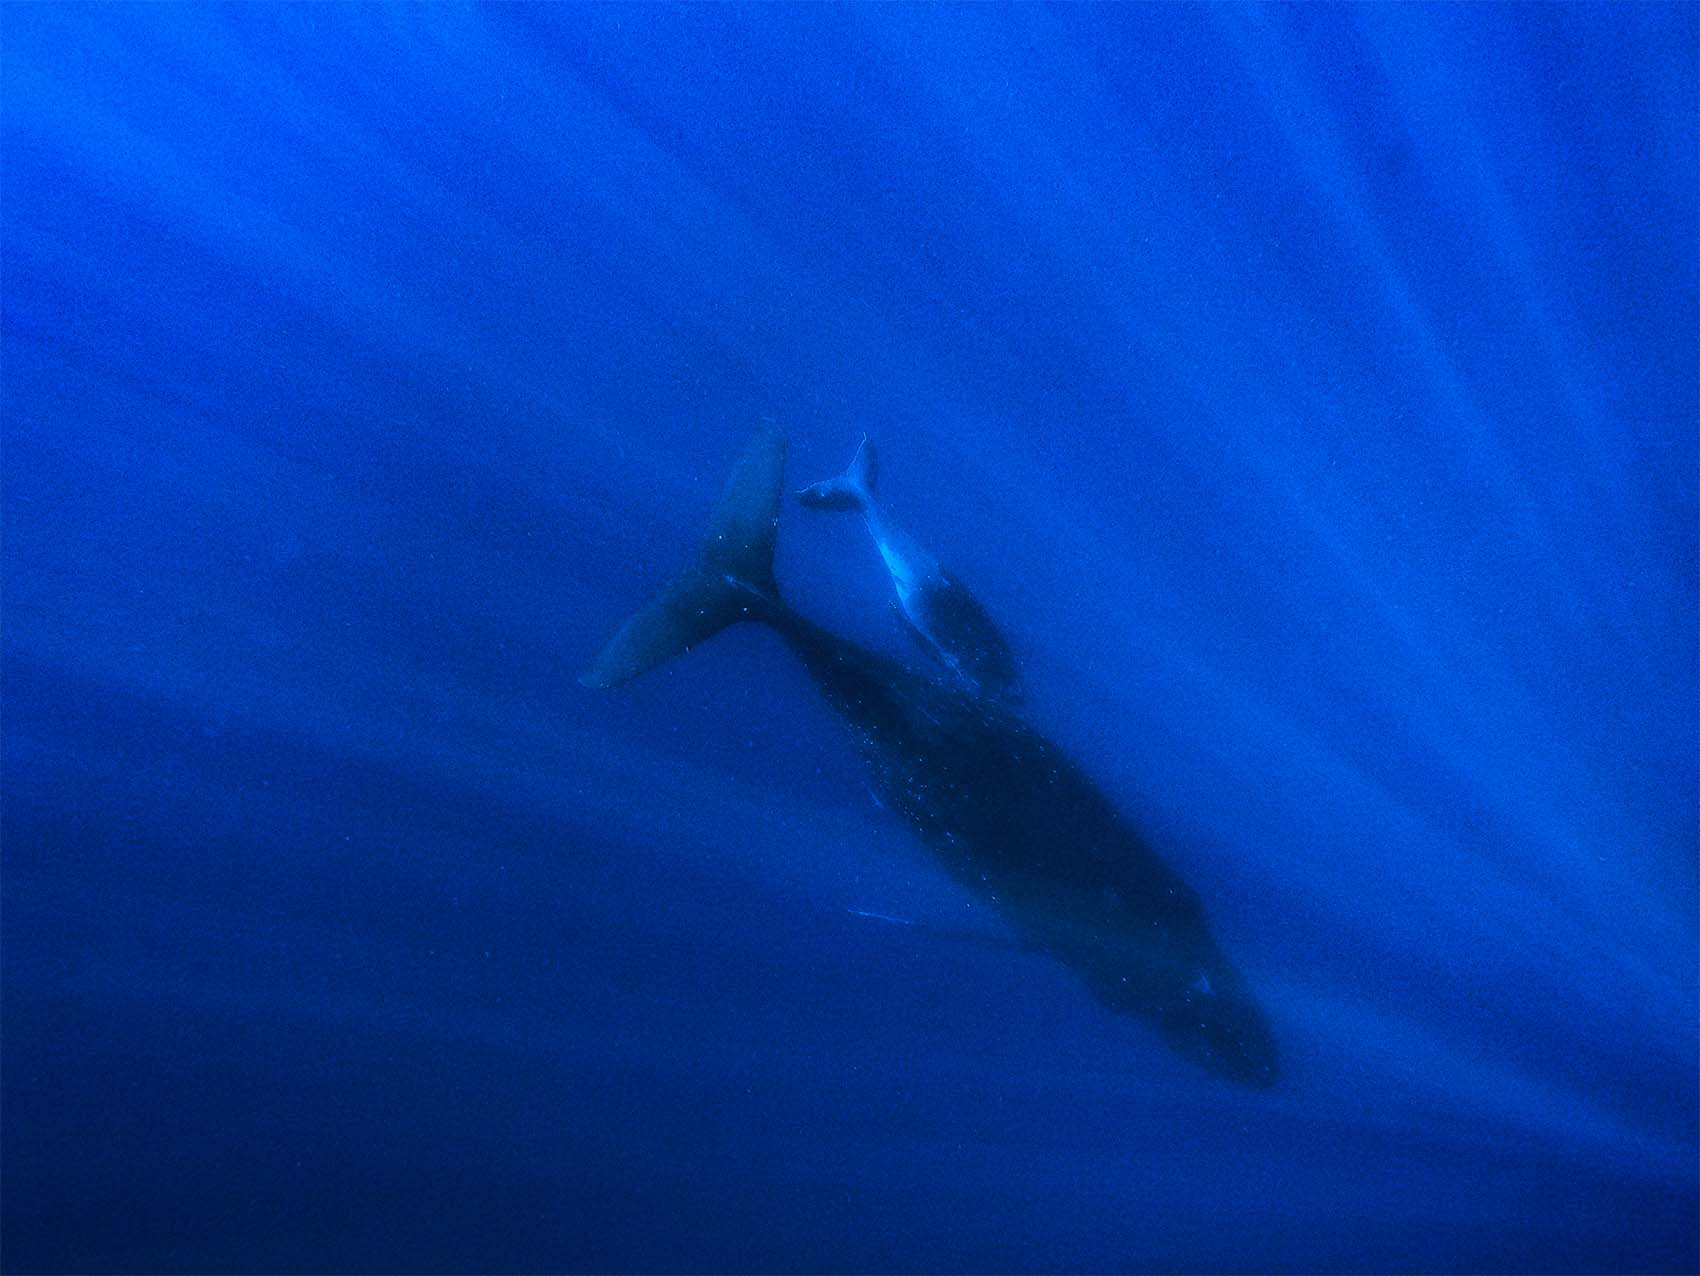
[[798, 434, 877, 513], [580, 427, 785, 689]]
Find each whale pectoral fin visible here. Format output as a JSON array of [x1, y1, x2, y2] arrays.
[[582, 427, 785, 689], [845, 906, 1037, 957]]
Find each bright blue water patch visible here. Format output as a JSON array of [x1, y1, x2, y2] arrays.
[[3, 4, 1694, 1272]]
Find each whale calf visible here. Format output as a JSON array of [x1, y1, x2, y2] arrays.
[[583, 428, 1277, 1088], [799, 436, 1021, 703]]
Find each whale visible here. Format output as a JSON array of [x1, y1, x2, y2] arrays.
[[798, 436, 1022, 703], [583, 427, 1278, 1088]]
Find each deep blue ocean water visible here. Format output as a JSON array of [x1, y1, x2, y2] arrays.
[[3, 4, 1695, 1273]]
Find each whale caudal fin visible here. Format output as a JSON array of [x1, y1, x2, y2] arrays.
[[797, 434, 877, 512], [580, 427, 785, 689]]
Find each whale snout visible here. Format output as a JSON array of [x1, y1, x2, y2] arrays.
[[1161, 974, 1280, 1089]]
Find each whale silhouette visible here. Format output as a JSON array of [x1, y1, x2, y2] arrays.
[[799, 435, 1022, 703], [583, 427, 1277, 1087]]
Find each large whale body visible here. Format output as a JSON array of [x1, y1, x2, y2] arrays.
[[583, 428, 1278, 1088]]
